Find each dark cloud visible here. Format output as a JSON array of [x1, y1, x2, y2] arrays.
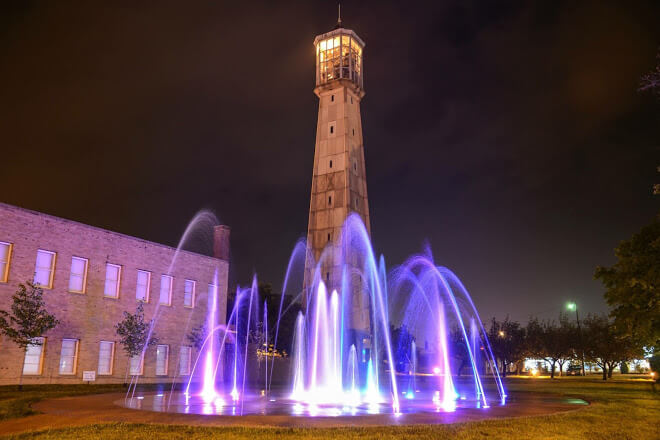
[[1, 0, 658, 323]]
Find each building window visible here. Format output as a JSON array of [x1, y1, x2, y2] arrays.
[[98, 341, 115, 375], [331, 94, 334, 102], [328, 233, 331, 242], [208, 284, 217, 310], [355, 198, 359, 208], [136, 270, 151, 302], [104, 263, 121, 298], [59, 339, 79, 375], [184, 279, 195, 308], [23, 337, 46, 375], [328, 195, 332, 205], [129, 354, 144, 376], [159, 275, 173, 306], [156, 345, 169, 376], [68, 257, 88, 293], [351, 96, 353, 104], [352, 128, 355, 136], [354, 161, 357, 172], [179, 346, 192, 376], [329, 121, 336, 137], [34, 250, 56, 289], [329, 160, 333, 169], [0, 242, 12, 283], [330, 125, 334, 134], [326, 272, 330, 281]]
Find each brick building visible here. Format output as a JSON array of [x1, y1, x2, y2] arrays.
[[0, 202, 229, 385]]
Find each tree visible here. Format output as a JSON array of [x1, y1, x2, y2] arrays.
[[650, 354, 660, 385], [390, 325, 415, 373], [488, 317, 526, 377], [595, 218, 660, 350], [639, 50, 660, 97], [583, 314, 643, 380], [449, 326, 470, 377], [0, 282, 59, 388], [526, 315, 576, 378], [115, 302, 157, 381], [259, 282, 300, 355], [187, 323, 206, 352]]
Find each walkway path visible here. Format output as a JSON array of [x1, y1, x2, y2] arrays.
[[0, 392, 587, 436]]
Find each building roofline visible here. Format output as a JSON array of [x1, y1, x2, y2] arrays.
[[0, 201, 225, 264]]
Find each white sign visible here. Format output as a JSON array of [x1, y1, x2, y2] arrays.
[[82, 370, 96, 382]]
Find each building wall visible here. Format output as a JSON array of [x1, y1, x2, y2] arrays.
[[0, 202, 229, 385]]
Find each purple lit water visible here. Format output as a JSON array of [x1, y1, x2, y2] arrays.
[[127, 213, 506, 416]]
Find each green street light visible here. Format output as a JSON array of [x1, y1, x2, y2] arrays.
[[567, 302, 576, 311]]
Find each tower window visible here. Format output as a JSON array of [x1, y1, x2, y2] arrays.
[[327, 233, 331, 242], [354, 161, 357, 172], [328, 195, 332, 205], [355, 198, 359, 208], [329, 160, 333, 169], [352, 128, 355, 136], [329, 121, 336, 137], [351, 96, 353, 104], [326, 272, 330, 281], [331, 95, 334, 102]]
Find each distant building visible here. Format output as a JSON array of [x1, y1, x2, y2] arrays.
[[0, 202, 229, 385]]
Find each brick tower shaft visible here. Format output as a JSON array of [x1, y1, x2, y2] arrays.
[[304, 25, 371, 334]]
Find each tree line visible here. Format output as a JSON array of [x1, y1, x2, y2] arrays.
[[486, 314, 643, 380]]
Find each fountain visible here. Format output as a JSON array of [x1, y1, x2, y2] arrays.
[[124, 213, 508, 417]]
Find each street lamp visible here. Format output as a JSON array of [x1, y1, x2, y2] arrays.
[[567, 301, 586, 376]]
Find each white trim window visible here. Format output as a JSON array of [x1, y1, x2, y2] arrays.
[[68, 257, 88, 293], [98, 341, 115, 375], [104, 263, 121, 298], [179, 345, 192, 376], [159, 275, 173, 306], [183, 279, 195, 308], [34, 250, 56, 289], [129, 354, 144, 376], [23, 337, 46, 375], [136, 270, 151, 302], [156, 344, 169, 376], [0, 241, 12, 283], [59, 339, 79, 375]]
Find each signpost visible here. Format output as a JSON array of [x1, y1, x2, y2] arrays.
[[83, 370, 96, 384]]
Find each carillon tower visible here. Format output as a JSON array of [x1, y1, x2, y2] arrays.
[[304, 15, 371, 333]]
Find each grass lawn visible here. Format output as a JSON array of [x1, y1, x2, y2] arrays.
[[1, 377, 658, 439]]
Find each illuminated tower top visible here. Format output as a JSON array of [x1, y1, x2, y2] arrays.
[[313, 20, 365, 96]]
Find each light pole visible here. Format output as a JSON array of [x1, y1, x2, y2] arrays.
[[567, 302, 586, 376]]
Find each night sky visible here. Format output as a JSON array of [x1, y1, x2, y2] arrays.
[[2, 1, 658, 323]]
